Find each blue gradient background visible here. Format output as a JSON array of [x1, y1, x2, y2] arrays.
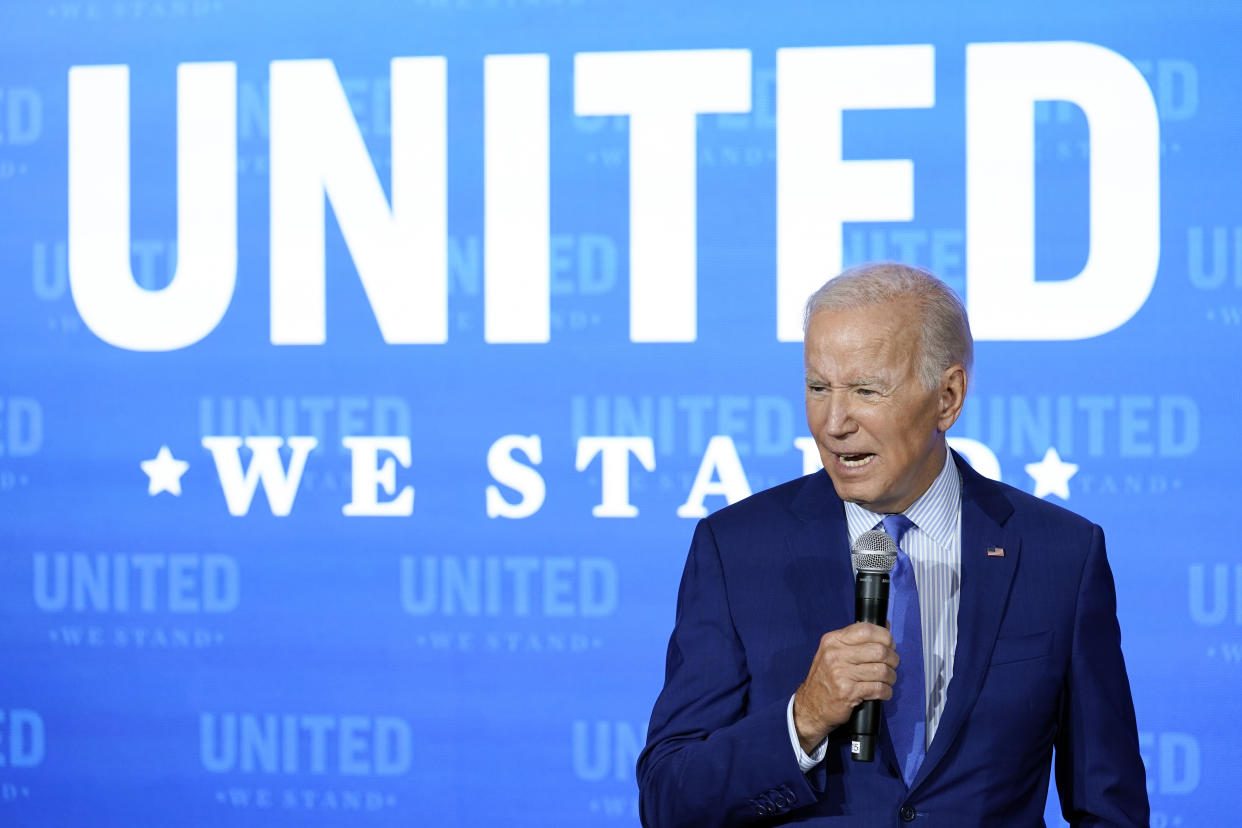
[[0, 1, 1238, 825]]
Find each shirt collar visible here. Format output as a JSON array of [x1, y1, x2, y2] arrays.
[[843, 447, 961, 550]]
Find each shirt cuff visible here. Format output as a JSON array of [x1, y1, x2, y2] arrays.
[[787, 694, 828, 772]]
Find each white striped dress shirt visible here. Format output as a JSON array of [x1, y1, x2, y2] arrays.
[[789, 448, 962, 770], [844, 448, 962, 747]]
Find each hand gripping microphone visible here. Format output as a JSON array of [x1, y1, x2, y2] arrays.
[[848, 529, 898, 762]]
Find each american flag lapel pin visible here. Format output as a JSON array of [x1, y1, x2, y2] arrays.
[[986, 546, 1005, 557]]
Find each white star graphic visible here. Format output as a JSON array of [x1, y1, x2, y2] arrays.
[[1025, 447, 1078, 500], [141, 446, 189, 496]]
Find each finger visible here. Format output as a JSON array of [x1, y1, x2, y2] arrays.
[[839, 622, 895, 646], [839, 642, 898, 666], [855, 680, 894, 703], [848, 663, 897, 686]]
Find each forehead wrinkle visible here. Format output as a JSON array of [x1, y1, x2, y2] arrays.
[[806, 337, 905, 379], [844, 377, 887, 388], [804, 302, 925, 388]]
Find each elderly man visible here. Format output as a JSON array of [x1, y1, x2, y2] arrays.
[[637, 263, 1147, 826]]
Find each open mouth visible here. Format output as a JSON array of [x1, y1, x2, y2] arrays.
[[837, 453, 875, 468]]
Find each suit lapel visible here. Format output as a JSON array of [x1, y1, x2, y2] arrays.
[[911, 455, 1019, 790], [786, 471, 855, 636]]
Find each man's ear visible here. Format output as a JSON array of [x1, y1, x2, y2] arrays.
[[937, 365, 967, 432]]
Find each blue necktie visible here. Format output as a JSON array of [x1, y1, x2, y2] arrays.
[[881, 513, 926, 786]]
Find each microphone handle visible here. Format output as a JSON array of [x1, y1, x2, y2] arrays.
[[849, 571, 890, 762]]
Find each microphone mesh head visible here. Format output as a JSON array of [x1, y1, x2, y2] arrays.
[[851, 529, 897, 573]]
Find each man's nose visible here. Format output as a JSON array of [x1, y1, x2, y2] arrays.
[[822, 392, 857, 438]]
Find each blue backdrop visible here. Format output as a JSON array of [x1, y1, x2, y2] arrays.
[[1, 1, 1238, 825]]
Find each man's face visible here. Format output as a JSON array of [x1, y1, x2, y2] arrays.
[[803, 299, 963, 514]]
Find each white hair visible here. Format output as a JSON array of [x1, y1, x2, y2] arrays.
[[803, 262, 973, 390]]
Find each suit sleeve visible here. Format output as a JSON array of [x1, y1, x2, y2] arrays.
[[1054, 524, 1150, 827], [637, 519, 824, 827]]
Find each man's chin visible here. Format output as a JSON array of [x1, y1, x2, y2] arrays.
[[826, 477, 878, 510]]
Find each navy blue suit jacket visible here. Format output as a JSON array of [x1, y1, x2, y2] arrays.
[[638, 453, 1147, 827]]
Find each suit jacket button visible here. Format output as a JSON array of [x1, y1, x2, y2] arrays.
[[899, 805, 916, 822]]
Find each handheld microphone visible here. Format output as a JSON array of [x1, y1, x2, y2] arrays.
[[849, 529, 898, 762]]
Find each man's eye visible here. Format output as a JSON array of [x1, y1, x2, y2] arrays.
[[856, 388, 877, 396], [808, 385, 826, 393]]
